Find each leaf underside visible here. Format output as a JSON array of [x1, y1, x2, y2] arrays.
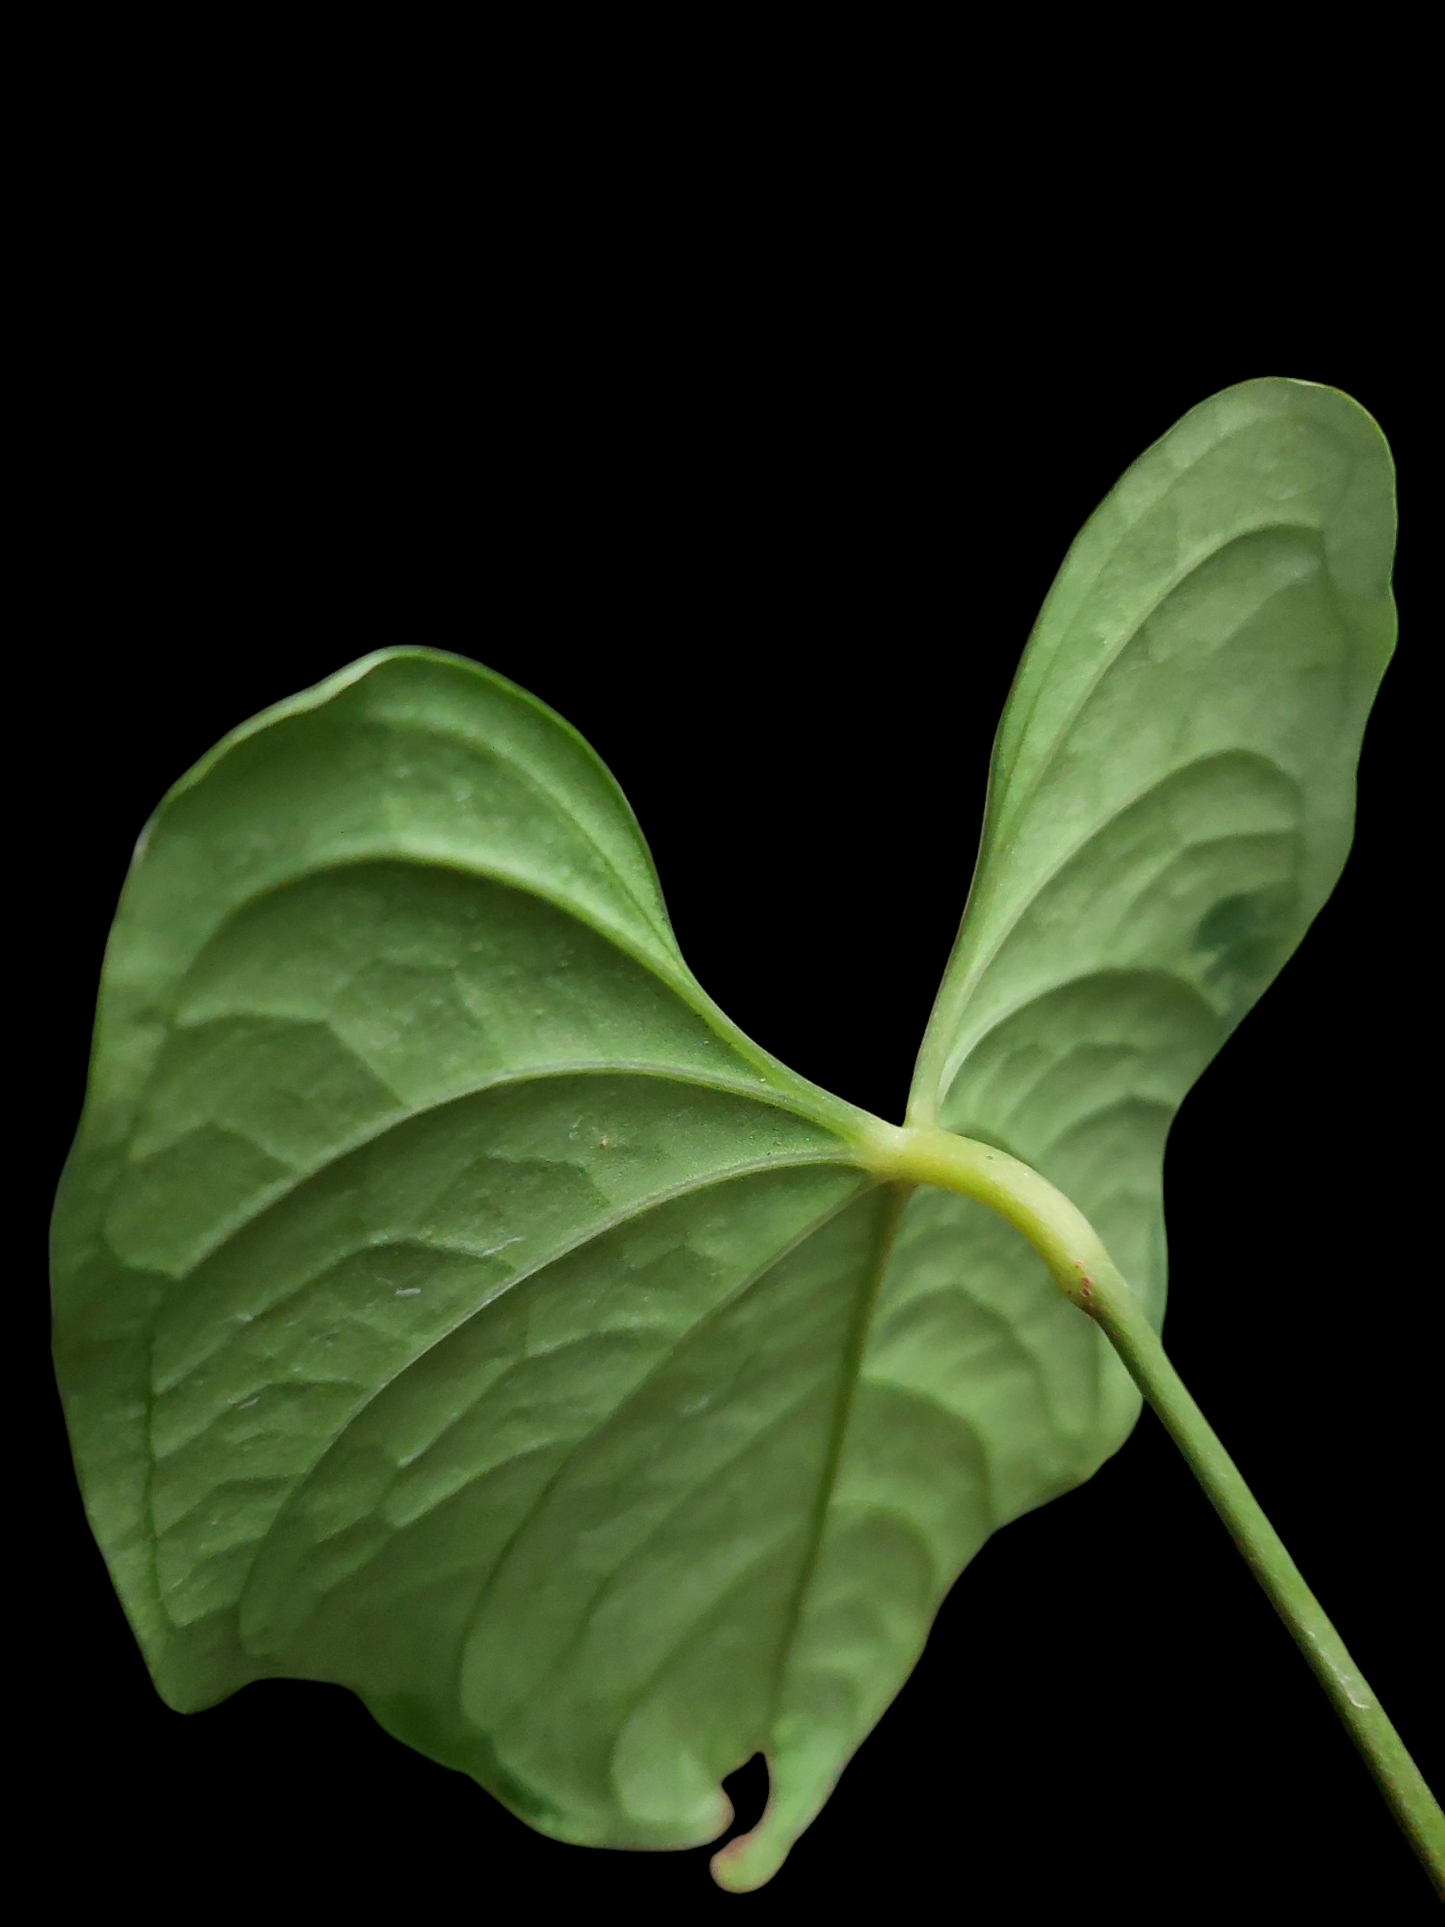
[[52, 379, 1395, 1888]]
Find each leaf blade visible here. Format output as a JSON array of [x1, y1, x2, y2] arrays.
[[714, 377, 1399, 1886], [52, 649, 871, 1760], [54, 380, 1399, 1890], [913, 377, 1395, 1137]]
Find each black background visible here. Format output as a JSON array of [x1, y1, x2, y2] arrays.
[[36, 200, 1436, 1916]]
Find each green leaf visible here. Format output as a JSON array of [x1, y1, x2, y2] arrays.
[[52, 377, 1396, 1891], [709, 378, 1397, 1885]]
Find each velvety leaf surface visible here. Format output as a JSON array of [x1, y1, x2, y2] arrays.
[[713, 381, 1396, 1883], [53, 378, 1396, 1890], [50, 652, 880, 1850]]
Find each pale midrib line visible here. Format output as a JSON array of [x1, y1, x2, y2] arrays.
[[915, 525, 1319, 1111], [444, 1181, 874, 1725], [928, 764, 1296, 1107], [502, 1378, 827, 1759], [173, 1158, 871, 1643], [153, 1056, 850, 1294], [607, 1545, 788, 1822], [760, 1182, 910, 1748]]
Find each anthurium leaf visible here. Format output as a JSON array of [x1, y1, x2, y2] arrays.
[[50, 649, 881, 1849], [704, 378, 1397, 1887], [52, 377, 1396, 1893]]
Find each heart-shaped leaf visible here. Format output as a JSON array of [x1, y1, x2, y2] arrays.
[[52, 377, 1395, 1889]]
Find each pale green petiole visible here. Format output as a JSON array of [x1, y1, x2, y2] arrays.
[[855, 1121, 1445, 1897]]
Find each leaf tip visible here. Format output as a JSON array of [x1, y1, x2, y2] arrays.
[[707, 1761, 800, 1893], [709, 1829, 786, 1894]]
